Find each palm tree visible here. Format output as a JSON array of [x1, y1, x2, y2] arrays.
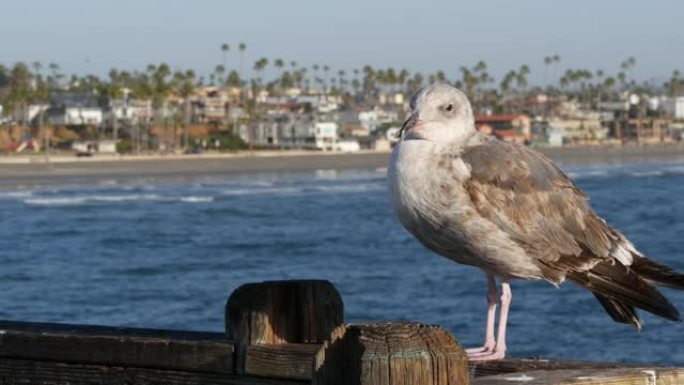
[[47, 62, 62, 89], [238, 42, 247, 78], [667, 70, 681, 97], [221, 43, 229, 72], [176, 69, 196, 150], [551, 55, 561, 91], [254, 58, 268, 88], [214, 64, 226, 87], [543, 56, 553, 87], [323, 65, 330, 93], [518, 65, 530, 87], [274, 58, 285, 87], [595, 69, 605, 104], [620, 57, 636, 90], [312, 64, 319, 88], [226, 70, 241, 88], [337, 69, 346, 93], [8, 62, 32, 127]]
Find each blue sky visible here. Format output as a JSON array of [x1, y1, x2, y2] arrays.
[[1, 0, 682, 85]]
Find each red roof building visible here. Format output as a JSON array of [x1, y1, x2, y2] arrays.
[[474, 114, 531, 144]]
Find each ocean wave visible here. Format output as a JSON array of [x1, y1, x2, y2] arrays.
[[565, 170, 611, 179], [220, 182, 384, 196], [23, 197, 90, 206], [630, 170, 664, 177], [23, 194, 214, 206], [220, 187, 303, 196], [0, 190, 34, 199], [565, 162, 684, 180], [178, 196, 214, 203]]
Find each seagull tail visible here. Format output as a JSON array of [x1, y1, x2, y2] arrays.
[[593, 293, 642, 331], [569, 262, 681, 325], [631, 256, 684, 290]]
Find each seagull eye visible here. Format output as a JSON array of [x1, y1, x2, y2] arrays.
[[445, 104, 454, 112]]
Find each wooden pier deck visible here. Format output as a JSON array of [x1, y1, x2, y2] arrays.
[[0, 279, 681, 384]]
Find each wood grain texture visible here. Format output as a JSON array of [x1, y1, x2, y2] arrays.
[[472, 367, 684, 385], [0, 357, 305, 385], [469, 358, 641, 377], [225, 280, 343, 374], [0, 320, 233, 373], [312, 322, 469, 385], [245, 343, 321, 380]]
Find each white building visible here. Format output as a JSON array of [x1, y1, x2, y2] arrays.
[[358, 108, 400, 134], [49, 107, 103, 126], [314, 121, 338, 151], [546, 126, 566, 147], [335, 140, 361, 153], [72, 139, 120, 154], [661, 97, 684, 119], [108, 100, 152, 123]]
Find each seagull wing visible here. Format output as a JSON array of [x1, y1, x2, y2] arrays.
[[461, 139, 681, 326]]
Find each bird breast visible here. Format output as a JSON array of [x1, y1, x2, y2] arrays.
[[388, 141, 477, 264], [388, 140, 544, 279]]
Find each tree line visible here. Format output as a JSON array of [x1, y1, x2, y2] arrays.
[[2, 46, 684, 121]]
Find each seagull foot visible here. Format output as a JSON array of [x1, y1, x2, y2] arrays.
[[465, 344, 495, 354], [467, 349, 505, 361]]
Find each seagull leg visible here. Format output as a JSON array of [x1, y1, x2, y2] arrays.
[[466, 273, 497, 354], [469, 279, 511, 361]]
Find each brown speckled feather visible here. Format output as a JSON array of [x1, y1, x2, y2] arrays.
[[462, 139, 617, 279], [460, 139, 682, 326]]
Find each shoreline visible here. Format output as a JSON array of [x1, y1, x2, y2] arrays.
[[2, 144, 684, 189]]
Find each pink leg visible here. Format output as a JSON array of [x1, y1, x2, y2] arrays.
[[466, 273, 497, 354], [469, 279, 511, 361]]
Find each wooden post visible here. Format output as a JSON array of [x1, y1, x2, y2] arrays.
[[313, 323, 469, 385], [225, 279, 343, 375]]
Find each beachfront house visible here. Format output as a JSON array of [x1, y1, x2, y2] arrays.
[[106, 99, 152, 125], [72, 139, 120, 154], [313, 121, 338, 151], [193, 87, 229, 123], [245, 112, 316, 148], [48, 107, 103, 126], [358, 107, 400, 134], [475, 114, 531, 144], [45, 93, 103, 126], [660, 96, 684, 119]]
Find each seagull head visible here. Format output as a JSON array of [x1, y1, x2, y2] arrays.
[[399, 84, 476, 145]]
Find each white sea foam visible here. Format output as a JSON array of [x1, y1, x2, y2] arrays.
[[220, 186, 303, 196], [23, 197, 89, 206], [0, 190, 34, 199], [566, 169, 611, 179], [630, 170, 664, 177], [313, 183, 384, 193], [23, 193, 216, 206], [178, 196, 214, 203], [220, 182, 384, 196]]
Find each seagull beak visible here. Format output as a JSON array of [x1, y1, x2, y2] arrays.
[[398, 112, 420, 139]]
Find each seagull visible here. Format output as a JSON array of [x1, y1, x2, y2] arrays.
[[388, 83, 684, 361]]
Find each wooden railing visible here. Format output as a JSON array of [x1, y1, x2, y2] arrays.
[[0, 279, 682, 384]]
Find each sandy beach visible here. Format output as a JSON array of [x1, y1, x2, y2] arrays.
[[1, 144, 684, 188]]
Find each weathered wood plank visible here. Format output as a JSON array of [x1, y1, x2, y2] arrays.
[[0, 357, 305, 385], [313, 322, 469, 385], [473, 367, 684, 385], [226, 280, 343, 374], [245, 344, 321, 380], [469, 358, 642, 377], [0, 320, 233, 373]]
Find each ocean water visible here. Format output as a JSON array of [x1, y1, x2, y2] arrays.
[[1, 161, 684, 364]]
